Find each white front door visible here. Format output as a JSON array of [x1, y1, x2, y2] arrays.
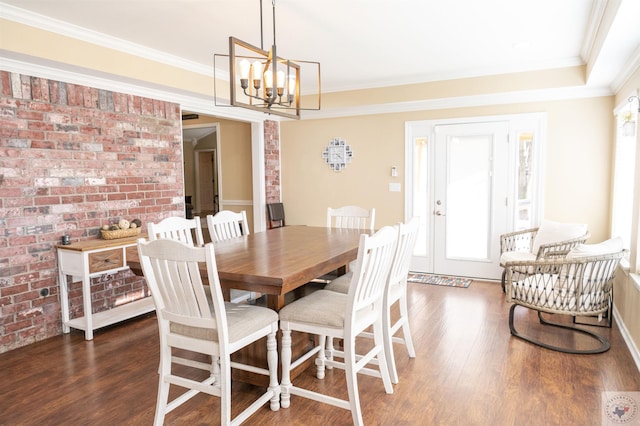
[[431, 121, 509, 279]]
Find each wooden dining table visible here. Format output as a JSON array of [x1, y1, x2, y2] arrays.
[[126, 225, 366, 385]]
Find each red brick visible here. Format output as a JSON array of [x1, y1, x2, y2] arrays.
[[0, 72, 190, 353]]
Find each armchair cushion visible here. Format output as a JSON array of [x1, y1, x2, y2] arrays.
[[500, 250, 536, 265], [566, 237, 623, 259], [532, 220, 588, 254]]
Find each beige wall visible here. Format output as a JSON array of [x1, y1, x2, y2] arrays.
[[0, 19, 213, 96], [281, 97, 614, 242]]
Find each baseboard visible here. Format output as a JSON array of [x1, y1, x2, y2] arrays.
[[613, 305, 640, 374]]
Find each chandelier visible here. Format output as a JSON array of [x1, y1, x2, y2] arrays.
[[214, 0, 321, 120]]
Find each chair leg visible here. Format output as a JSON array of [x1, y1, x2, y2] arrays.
[[344, 335, 364, 426], [315, 335, 327, 379], [573, 289, 613, 329], [400, 298, 416, 358], [382, 303, 399, 384], [280, 329, 292, 409], [153, 344, 171, 426], [325, 337, 334, 370], [266, 330, 281, 411], [220, 357, 232, 425], [211, 356, 220, 388], [508, 304, 610, 354], [501, 269, 506, 292], [373, 318, 394, 395], [399, 293, 416, 358]]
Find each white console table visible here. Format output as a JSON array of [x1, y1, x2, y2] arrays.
[[57, 235, 154, 340]]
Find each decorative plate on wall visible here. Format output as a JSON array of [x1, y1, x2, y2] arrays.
[[322, 137, 353, 171]]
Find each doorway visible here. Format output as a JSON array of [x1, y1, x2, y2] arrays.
[[182, 124, 220, 217], [195, 150, 218, 215], [432, 121, 509, 279], [406, 114, 545, 280]]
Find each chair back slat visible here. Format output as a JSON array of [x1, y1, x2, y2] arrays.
[[147, 216, 205, 247], [138, 239, 215, 321], [348, 226, 397, 317], [387, 217, 420, 292], [327, 206, 375, 231], [206, 210, 250, 242]]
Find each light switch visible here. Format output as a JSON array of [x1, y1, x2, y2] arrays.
[[389, 182, 401, 192]]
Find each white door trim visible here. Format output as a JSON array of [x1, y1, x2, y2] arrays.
[[405, 113, 547, 278]]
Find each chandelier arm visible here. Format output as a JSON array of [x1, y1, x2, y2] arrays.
[[628, 95, 640, 112], [242, 87, 291, 108]]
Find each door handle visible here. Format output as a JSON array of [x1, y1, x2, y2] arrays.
[[433, 210, 445, 216]]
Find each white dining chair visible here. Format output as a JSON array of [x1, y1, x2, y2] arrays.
[[137, 238, 280, 425], [206, 210, 256, 303], [324, 217, 420, 384], [206, 210, 250, 242], [279, 226, 397, 426], [147, 216, 205, 247], [324, 205, 376, 279], [327, 205, 375, 231]]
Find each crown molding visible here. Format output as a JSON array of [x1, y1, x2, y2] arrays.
[[610, 43, 640, 93], [0, 2, 212, 77], [0, 53, 267, 123], [1, 53, 612, 122], [302, 86, 613, 120]]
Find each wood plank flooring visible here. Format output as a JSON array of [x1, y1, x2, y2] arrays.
[[1, 280, 639, 425]]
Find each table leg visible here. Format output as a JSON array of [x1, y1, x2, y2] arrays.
[[266, 294, 286, 311], [59, 271, 70, 334], [82, 276, 93, 340]]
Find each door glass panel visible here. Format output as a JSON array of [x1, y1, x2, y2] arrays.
[[413, 136, 429, 257], [516, 132, 534, 230], [446, 135, 491, 260]]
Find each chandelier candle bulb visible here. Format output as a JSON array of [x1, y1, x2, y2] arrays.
[[277, 70, 285, 95], [264, 70, 273, 88], [239, 59, 251, 80], [288, 74, 296, 95], [252, 61, 262, 88]]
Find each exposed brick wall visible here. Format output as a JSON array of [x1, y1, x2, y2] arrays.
[[0, 71, 183, 353], [264, 119, 280, 204]]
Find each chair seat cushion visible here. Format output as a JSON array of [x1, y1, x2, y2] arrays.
[[323, 272, 353, 294], [500, 251, 536, 264], [226, 303, 278, 343], [566, 237, 623, 259], [170, 302, 277, 344], [278, 290, 347, 328]]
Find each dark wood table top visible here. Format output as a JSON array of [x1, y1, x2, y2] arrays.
[[127, 226, 366, 310]]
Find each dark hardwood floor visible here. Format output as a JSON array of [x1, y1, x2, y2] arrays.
[[2, 280, 639, 425]]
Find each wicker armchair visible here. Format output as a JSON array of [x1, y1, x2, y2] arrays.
[[499, 221, 590, 291], [504, 237, 624, 354]]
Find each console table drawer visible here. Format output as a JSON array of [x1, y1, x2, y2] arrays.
[[89, 249, 124, 273]]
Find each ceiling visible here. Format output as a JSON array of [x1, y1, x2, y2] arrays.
[[2, 0, 640, 94]]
